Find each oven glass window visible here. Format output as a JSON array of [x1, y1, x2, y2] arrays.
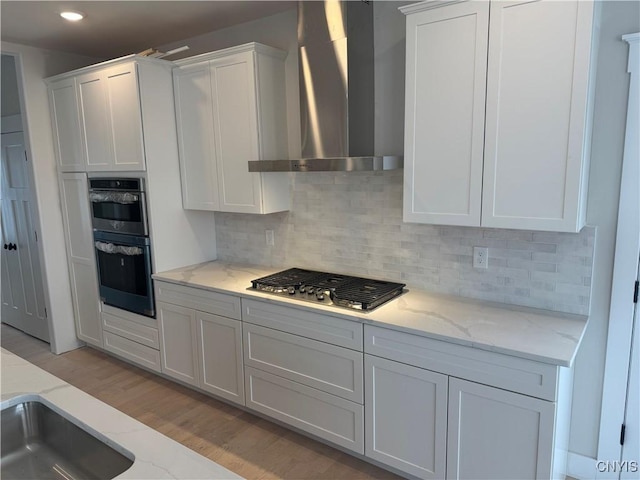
[[96, 249, 148, 297], [92, 201, 142, 223]]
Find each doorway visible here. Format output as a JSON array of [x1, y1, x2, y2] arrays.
[[1, 53, 49, 342]]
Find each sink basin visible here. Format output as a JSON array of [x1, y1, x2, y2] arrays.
[[1, 400, 133, 479]]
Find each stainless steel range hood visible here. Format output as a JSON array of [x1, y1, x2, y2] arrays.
[[248, 1, 402, 173]]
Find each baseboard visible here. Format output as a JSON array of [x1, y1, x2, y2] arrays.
[[567, 452, 596, 479]]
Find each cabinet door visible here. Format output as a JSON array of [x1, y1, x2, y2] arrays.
[[365, 355, 448, 479], [196, 311, 244, 405], [103, 62, 146, 171], [58, 173, 102, 346], [77, 71, 113, 171], [157, 301, 199, 386], [210, 52, 263, 214], [482, 0, 594, 232], [447, 378, 555, 480], [173, 63, 220, 210], [48, 77, 85, 172], [403, 1, 489, 226]]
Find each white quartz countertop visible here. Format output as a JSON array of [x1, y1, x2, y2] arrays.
[[1, 348, 243, 480], [153, 261, 589, 367]]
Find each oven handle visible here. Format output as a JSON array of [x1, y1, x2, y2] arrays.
[[89, 192, 139, 204], [95, 241, 144, 256]]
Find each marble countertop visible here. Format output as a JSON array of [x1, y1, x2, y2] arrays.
[[153, 261, 588, 367], [1, 348, 243, 480]]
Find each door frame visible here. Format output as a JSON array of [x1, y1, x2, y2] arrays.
[[597, 32, 640, 477], [1, 51, 53, 345]]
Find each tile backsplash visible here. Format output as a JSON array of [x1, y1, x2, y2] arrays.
[[215, 171, 595, 315]]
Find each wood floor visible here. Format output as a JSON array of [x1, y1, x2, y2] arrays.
[[1, 324, 402, 480]]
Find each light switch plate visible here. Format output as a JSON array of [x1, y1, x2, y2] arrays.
[[473, 247, 488, 269], [265, 230, 275, 246]]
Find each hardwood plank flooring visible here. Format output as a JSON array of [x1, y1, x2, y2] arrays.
[[1, 324, 402, 480]]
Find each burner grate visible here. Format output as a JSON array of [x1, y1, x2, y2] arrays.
[[251, 268, 326, 288], [332, 279, 405, 310]]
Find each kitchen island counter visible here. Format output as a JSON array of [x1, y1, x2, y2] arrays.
[[1, 348, 243, 480], [153, 261, 588, 367]]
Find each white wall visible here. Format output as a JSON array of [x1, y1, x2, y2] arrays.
[[570, 1, 640, 458], [1, 41, 100, 353]]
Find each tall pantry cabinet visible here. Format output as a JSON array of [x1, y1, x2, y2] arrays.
[[46, 55, 216, 352], [402, 0, 598, 232]]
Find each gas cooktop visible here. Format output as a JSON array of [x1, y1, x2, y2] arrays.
[[250, 268, 406, 312]]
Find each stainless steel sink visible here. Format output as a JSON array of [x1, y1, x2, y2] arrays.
[[1, 400, 133, 479]]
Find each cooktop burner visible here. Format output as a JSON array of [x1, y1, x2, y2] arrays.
[[250, 268, 406, 312]]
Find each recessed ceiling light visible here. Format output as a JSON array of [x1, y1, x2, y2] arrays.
[[60, 11, 84, 21]]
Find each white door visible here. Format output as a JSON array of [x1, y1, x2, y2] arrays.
[[58, 173, 102, 347], [402, 1, 489, 227], [196, 311, 244, 404], [173, 62, 220, 210], [447, 377, 555, 480], [620, 260, 639, 480], [482, 0, 594, 232], [365, 354, 448, 479], [1, 132, 48, 341], [157, 301, 199, 386], [210, 52, 263, 213]]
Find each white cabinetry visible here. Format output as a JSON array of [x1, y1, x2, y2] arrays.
[[58, 173, 102, 347], [364, 324, 571, 479], [365, 355, 447, 479], [402, 0, 597, 232], [48, 78, 84, 171], [48, 60, 145, 172], [173, 43, 290, 214], [155, 281, 244, 405], [447, 378, 555, 480], [242, 299, 365, 453]]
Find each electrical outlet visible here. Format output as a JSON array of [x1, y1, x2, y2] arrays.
[[473, 246, 488, 269], [265, 230, 275, 246]]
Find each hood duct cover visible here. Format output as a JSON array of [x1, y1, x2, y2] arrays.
[[249, 1, 402, 173]]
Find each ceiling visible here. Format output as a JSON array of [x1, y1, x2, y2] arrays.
[[1, 1, 296, 59]]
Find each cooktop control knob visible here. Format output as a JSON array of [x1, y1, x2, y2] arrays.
[[299, 285, 306, 293], [316, 290, 325, 301], [287, 286, 296, 295], [307, 287, 315, 295]]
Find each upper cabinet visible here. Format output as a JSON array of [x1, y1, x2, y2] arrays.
[[47, 59, 149, 172], [173, 43, 290, 214], [402, 0, 597, 232]]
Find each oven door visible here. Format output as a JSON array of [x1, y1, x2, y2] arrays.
[[89, 190, 147, 236], [94, 230, 155, 318]]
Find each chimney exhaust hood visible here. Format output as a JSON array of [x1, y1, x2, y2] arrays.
[[248, 1, 403, 173]]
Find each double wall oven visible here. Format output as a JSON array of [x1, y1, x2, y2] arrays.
[[89, 178, 155, 317]]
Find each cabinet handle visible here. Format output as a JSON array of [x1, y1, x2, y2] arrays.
[[8, 243, 17, 251]]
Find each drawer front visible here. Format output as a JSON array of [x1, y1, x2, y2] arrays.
[[155, 281, 241, 320], [245, 367, 364, 454], [103, 331, 161, 372], [242, 299, 363, 350], [244, 323, 363, 403], [102, 311, 159, 349], [365, 325, 558, 401]]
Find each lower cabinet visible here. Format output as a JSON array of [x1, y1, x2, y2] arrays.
[[364, 325, 570, 480], [155, 281, 245, 406], [242, 299, 365, 454], [447, 378, 555, 480], [101, 303, 161, 372], [157, 301, 199, 386], [197, 311, 244, 403], [365, 355, 448, 479]]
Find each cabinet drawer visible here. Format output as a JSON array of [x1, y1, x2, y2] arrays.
[[242, 299, 363, 350], [103, 331, 161, 372], [101, 305, 159, 349], [244, 323, 363, 403], [365, 325, 558, 401], [245, 367, 364, 454], [155, 280, 241, 320]]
